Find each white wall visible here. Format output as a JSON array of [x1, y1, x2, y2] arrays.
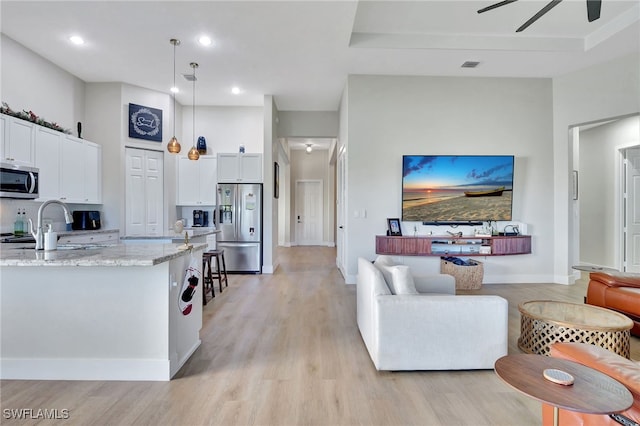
[[84, 83, 123, 231], [553, 53, 640, 283], [277, 111, 338, 137], [343, 75, 554, 284], [579, 115, 640, 268], [263, 96, 277, 273], [182, 106, 263, 155], [1, 35, 85, 131]]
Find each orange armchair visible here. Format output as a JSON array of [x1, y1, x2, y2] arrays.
[[587, 272, 640, 337], [542, 343, 640, 426]]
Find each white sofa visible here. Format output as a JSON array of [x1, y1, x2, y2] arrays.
[[357, 256, 508, 371]]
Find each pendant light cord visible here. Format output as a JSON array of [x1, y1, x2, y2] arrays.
[[193, 64, 195, 148], [173, 41, 177, 137]]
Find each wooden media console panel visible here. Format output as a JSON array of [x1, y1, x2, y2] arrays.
[[376, 235, 531, 256]]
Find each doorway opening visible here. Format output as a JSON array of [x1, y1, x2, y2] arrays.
[[571, 114, 640, 274], [276, 138, 337, 248]]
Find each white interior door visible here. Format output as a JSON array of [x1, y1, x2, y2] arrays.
[[295, 180, 323, 245], [125, 148, 164, 236], [625, 147, 640, 272]]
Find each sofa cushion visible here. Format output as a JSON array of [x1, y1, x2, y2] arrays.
[[390, 265, 419, 295]]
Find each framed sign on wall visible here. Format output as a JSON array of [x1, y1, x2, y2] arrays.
[[129, 103, 162, 142]]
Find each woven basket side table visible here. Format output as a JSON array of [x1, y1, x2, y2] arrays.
[[517, 300, 633, 358]]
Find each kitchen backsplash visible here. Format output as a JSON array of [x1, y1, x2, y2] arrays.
[[0, 199, 101, 235], [177, 206, 215, 229]]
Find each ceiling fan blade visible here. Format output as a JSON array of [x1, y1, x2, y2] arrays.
[[516, 0, 563, 32], [586, 0, 601, 22], [477, 0, 518, 14]]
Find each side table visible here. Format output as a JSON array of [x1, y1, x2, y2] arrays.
[[495, 354, 632, 426], [518, 300, 633, 358]]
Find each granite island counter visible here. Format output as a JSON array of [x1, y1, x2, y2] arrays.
[[121, 228, 220, 245], [0, 242, 207, 381]]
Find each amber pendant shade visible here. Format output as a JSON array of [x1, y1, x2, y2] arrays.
[[167, 136, 181, 154], [187, 146, 200, 160]]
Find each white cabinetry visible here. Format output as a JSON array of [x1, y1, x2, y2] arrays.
[[60, 136, 102, 203], [177, 155, 216, 205], [217, 153, 262, 183], [34, 126, 63, 200], [35, 132, 102, 204], [1, 114, 35, 166]]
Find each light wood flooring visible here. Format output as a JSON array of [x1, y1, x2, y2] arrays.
[[1, 246, 638, 425]]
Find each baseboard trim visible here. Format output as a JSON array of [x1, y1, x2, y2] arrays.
[[1, 358, 172, 381]]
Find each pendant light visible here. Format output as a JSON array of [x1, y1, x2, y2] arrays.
[[187, 62, 200, 161], [167, 38, 181, 154]]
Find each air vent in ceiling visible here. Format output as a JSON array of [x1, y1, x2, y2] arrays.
[[461, 61, 480, 68], [182, 73, 197, 82]]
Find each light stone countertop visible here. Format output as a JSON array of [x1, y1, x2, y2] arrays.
[[58, 228, 120, 237], [120, 228, 220, 241], [0, 242, 207, 267]]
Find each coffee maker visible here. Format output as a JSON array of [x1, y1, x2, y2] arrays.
[[192, 210, 209, 227]]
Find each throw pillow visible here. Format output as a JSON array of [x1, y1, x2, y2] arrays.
[[390, 265, 419, 295], [373, 256, 396, 289]]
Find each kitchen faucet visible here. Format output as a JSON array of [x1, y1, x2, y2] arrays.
[[28, 200, 74, 250]]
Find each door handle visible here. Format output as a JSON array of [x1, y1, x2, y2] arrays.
[[339, 226, 344, 229]]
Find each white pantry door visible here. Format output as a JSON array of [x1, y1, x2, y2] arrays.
[[125, 148, 164, 236], [295, 180, 323, 246]]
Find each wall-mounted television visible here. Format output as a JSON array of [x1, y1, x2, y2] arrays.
[[402, 155, 514, 225]]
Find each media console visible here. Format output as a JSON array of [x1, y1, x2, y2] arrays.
[[375, 235, 531, 256]]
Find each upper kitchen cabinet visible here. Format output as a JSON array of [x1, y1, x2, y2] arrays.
[[177, 155, 216, 205], [217, 153, 262, 183], [1, 114, 36, 166], [60, 136, 102, 204], [35, 132, 102, 204], [34, 126, 63, 200]]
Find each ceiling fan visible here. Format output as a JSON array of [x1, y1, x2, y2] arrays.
[[478, 0, 602, 32]]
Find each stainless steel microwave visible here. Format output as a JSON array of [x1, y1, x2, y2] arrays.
[[0, 162, 39, 199]]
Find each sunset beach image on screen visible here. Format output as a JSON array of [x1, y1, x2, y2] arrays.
[[402, 155, 514, 223]]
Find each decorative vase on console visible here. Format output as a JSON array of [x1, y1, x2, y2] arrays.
[[197, 136, 207, 154]]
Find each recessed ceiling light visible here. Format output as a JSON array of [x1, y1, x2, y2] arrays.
[[198, 36, 212, 46], [69, 35, 84, 45], [231, 87, 242, 95], [170, 87, 179, 93]]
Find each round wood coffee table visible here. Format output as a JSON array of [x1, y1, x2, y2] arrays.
[[495, 354, 632, 426], [518, 300, 633, 358]]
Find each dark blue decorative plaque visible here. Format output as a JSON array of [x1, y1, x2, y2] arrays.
[[128, 103, 162, 142]]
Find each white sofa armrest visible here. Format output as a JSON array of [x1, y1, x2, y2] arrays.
[[373, 294, 508, 370], [413, 274, 455, 294]]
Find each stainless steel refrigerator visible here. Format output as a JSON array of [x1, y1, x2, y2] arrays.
[[216, 183, 262, 273]]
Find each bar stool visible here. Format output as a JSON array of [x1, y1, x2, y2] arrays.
[[207, 249, 228, 293], [202, 252, 216, 305]]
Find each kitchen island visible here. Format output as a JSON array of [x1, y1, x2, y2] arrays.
[[0, 242, 206, 381]]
